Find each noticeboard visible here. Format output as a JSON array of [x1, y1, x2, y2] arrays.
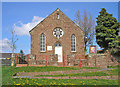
[[90, 45, 96, 54]]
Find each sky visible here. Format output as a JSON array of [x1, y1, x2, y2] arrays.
[[1, 2, 119, 54]]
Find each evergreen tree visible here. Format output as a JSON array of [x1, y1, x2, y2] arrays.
[[108, 36, 120, 56], [19, 50, 24, 58], [96, 8, 119, 51], [20, 50, 24, 55]]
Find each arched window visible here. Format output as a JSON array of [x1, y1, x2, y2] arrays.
[[71, 34, 76, 52], [40, 33, 45, 52]]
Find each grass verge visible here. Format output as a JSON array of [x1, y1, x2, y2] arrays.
[[2, 66, 119, 85]]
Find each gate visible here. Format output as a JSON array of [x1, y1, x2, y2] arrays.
[[15, 54, 29, 67]]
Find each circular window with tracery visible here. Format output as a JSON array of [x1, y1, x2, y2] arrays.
[[53, 28, 64, 39]]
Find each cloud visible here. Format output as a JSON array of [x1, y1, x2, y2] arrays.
[[0, 38, 11, 53], [13, 16, 44, 36]]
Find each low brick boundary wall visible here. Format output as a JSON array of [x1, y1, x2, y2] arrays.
[[87, 53, 118, 68], [15, 52, 119, 68]]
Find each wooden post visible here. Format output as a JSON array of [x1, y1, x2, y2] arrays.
[[15, 54, 17, 67], [67, 55, 68, 66], [22, 56, 24, 64], [46, 55, 47, 66], [16, 55, 18, 64], [27, 55, 29, 66], [95, 56, 96, 67], [63, 55, 65, 67], [79, 55, 81, 68]]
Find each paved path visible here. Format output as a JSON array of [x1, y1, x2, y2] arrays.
[[13, 68, 118, 80], [16, 68, 117, 76], [13, 75, 119, 80]]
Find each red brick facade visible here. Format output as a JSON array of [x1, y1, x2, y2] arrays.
[[29, 8, 85, 61]]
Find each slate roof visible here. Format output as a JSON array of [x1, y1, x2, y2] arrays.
[[0, 53, 12, 58]]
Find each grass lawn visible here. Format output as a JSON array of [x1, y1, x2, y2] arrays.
[[2, 66, 119, 85]]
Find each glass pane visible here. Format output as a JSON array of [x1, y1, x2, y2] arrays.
[[40, 48, 42, 51], [43, 48, 45, 51]]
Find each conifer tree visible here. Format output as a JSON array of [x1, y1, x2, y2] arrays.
[[109, 36, 120, 56], [96, 8, 119, 51]]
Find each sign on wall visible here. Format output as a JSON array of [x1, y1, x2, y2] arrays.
[[47, 46, 52, 51], [90, 45, 96, 54]]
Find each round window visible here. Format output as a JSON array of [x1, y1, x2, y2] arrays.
[[53, 28, 63, 39]]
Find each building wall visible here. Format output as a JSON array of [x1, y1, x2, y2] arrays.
[[30, 9, 85, 60]]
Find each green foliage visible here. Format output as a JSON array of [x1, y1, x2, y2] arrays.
[[20, 50, 24, 55], [19, 50, 24, 59], [95, 8, 119, 51], [108, 36, 120, 56]]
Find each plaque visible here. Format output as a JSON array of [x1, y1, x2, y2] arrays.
[[47, 46, 52, 51]]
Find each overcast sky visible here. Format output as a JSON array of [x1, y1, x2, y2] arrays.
[[1, 2, 119, 54]]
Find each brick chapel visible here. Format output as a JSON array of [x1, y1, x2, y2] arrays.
[[29, 8, 85, 63]]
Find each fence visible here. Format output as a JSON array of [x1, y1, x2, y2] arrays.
[[15, 54, 97, 67]]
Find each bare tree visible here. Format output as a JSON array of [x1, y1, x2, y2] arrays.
[[7, 30, 18, 54], [74, 10, 95, 52]]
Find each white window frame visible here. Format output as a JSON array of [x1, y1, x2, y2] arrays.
[[71, 34, 76, 52], [40, 33, 46, 52]]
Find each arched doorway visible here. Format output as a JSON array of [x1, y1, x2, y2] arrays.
[[55, 42, 62, 62]]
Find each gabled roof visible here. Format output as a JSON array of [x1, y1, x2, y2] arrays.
[[29, 8, 84, 33]]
